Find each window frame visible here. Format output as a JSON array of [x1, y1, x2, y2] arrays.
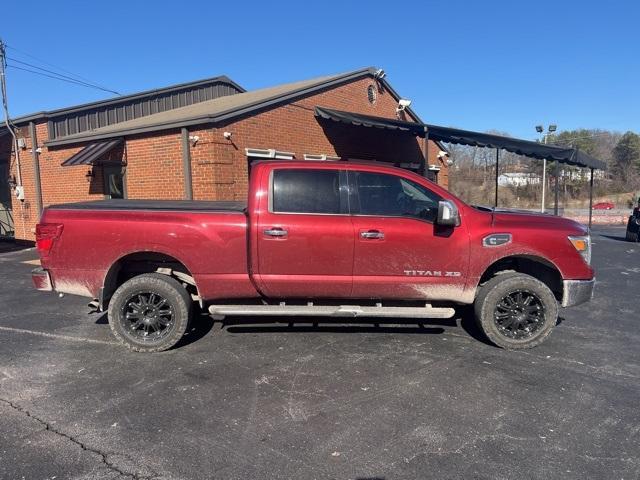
[[347, 170, 442, 223], [268, 168, 350, 216]]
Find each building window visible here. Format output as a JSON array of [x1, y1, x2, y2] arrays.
[[104, 165, 125, 199], [367, 84, 377, 104]]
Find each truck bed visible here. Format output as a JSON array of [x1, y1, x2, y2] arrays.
[[48, 199, 247, 213]]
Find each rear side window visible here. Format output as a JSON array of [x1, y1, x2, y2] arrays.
[[272, 169, 343, 214], [351, 171, 442, 222]]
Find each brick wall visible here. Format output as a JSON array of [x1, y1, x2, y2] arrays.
[[6, 121, 109, 240], [125, 131, 184, 199], [188, 77, 448, 201], [5, 75, 448, 241]]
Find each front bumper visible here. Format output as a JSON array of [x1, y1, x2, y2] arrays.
[[32, 268, 53, 291], [561, 278, 595, 307]]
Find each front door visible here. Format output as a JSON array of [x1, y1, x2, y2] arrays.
[[256, 167, 354, 298], [349, 170, 469, 301]]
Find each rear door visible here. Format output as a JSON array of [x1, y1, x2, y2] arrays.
[[256, 167, 354, 298], [349, 170, 469, 301]]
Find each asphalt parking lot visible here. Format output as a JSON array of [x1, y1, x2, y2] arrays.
[[1, 226, 638, 480]]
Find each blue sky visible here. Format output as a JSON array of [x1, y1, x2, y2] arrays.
[[2, 0, 638, 139]]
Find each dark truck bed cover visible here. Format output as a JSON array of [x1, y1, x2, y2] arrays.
[[48, 199, 247, 213]]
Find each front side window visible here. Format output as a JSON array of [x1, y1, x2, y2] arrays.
[[351, 171, 441, 222], [272, 169, 343, 214]]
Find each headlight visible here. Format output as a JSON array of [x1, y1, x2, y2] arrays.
[[568, 235, 591, 264]]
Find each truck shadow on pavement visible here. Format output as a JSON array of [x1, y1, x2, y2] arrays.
[[94, 310, 216, 349], [223, 318, 448, 335], [95, 307, 564, 349]]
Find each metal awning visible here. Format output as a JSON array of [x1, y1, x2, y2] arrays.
[[315, 106, 427, 137], [314, 107, 606, 170], [61, 138, 123, 166], [315, 106, 606, 229], [424, 124, 606, 170]]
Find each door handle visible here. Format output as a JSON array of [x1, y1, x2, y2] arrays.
[[264, 227, 288, 237], [360, 230, 384, 240]]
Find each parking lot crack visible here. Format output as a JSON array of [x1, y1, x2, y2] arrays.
[[0, 398, 159, 480]]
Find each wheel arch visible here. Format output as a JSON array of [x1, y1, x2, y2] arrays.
[[100, 250, 199, 311], [477, 254, 564, 301]]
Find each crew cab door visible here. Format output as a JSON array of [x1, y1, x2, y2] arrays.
[[348, 170, 469, 301], [255, 167, 354, 298]]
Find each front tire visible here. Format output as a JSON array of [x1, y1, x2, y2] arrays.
[[108, 273, 192, 352], [474, 272, 558, 349]]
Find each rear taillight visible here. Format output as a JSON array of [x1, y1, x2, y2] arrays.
[[35, 223, 64, 257]]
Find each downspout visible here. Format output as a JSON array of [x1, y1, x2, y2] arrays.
[[181, 128, 193, 200], [29, 122, 43, 217]]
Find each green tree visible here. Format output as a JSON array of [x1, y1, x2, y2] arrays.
[[549, 129, 598, 155], [612, 131, 640, 186]]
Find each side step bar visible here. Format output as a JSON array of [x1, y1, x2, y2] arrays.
[[208, 303, 455, 320]]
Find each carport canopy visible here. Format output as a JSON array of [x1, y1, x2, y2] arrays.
[[314, 107, 606, 170], [61, 138, 124, 166], [315, 106, 606, 228]]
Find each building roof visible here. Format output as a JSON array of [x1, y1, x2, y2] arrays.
[[8, 75, 245, 125], [45, 67, 424, 147]]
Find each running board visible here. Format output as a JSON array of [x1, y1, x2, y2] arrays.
[[208, 303, 455, 320]]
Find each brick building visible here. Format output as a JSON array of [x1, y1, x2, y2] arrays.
[[0, 67, 449, 242]]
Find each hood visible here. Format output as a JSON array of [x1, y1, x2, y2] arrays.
[[485, 207, 588, 235]]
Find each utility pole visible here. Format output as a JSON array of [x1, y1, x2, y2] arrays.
[[0, 38, 23, 194]]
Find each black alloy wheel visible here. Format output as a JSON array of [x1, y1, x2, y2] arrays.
[[108, 273, 192, 352], [474, 272, 558, 349], [493, 289, 545, 340], [121, 292, 175, 343]]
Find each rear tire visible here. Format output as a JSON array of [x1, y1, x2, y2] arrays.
[[474, 272, 558, 350], [108, 273, 192, 353]]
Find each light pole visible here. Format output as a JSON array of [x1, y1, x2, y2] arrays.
[[536, 124, 557, 212]]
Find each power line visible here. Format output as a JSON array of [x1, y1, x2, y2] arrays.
[[7, 63, 122, 95], [5, 43, 120, 94], [7, 57, 121, 95]]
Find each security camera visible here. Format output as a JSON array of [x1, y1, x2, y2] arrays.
[[223, 131, 232, 140], [15, 186, 25, 201], [396, 98, 412, 113], [437, 150, 448, 159], [189, 135, 200, 146], [374, 69, 386, 79]]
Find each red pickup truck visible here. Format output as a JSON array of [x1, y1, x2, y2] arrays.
[[32, 161, 595, 352]]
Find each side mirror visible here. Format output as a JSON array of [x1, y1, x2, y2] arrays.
[[437, 200, 460, 227]]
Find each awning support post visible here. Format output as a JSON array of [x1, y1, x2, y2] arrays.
[[588, 167, 594, 231], [495, 148, 499, 208], [423, 127, 429, 177], [554, 161, 560, 216]]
